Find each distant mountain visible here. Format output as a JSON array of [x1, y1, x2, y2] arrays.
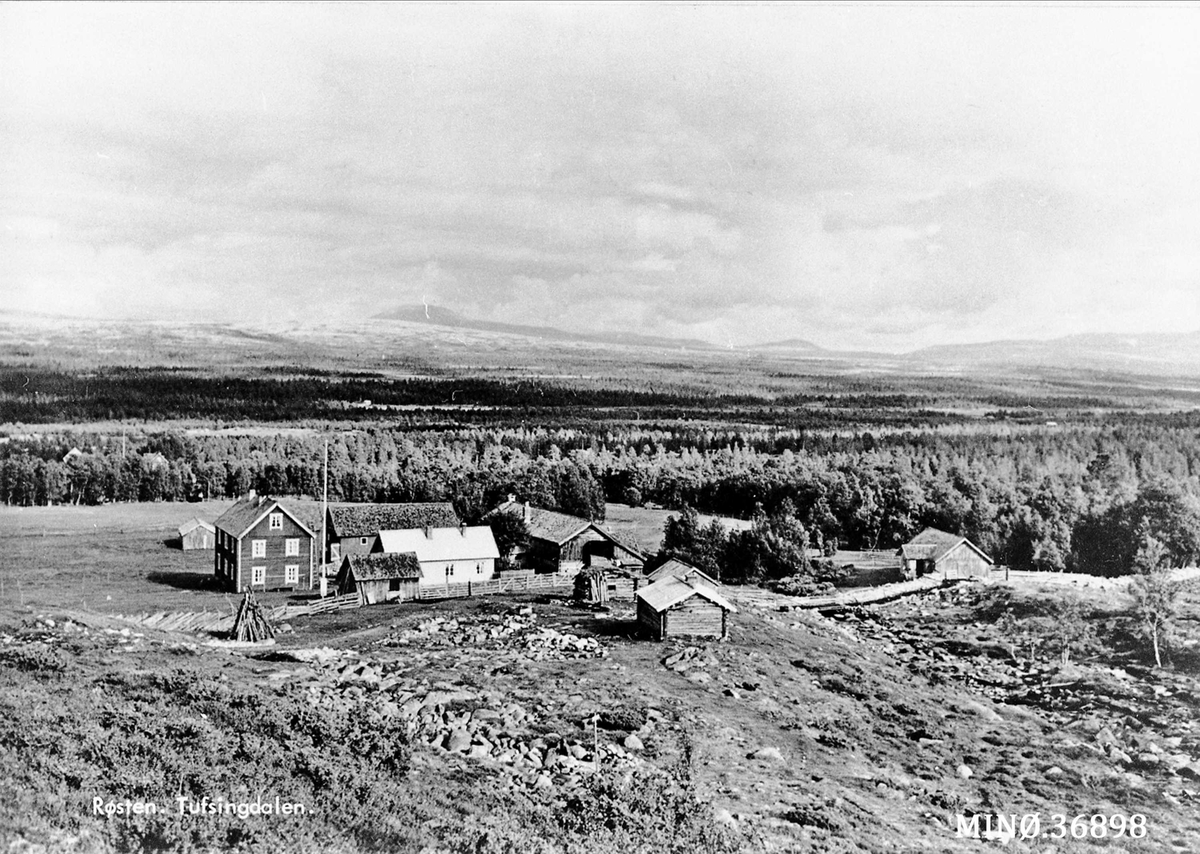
[[373, 304, 715, 350], [904, 331, 1200, 376], [751, 337, 827, 353]]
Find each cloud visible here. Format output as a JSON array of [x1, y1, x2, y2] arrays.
[[3, 4, 1200, 349]]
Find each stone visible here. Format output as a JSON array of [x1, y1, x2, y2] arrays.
[[748, 746, 785, 763], [467, 745, 492, 759], [957, 764, 973, 779], [724, 688, 741, 699], [1044, 766, 1064, 777], [445, 729, 472, 753], [623, 734, 644, 751], [687, 672, 712, 685], [1109, 747, 1133, 766]]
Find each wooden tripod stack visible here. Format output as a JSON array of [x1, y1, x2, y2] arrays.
[[231, 588, 275, 642]]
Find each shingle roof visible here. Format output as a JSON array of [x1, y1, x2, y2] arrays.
[[489, 499, 646, 559], [214, 495, 314, 539], [899, 527, 992, 564], [343, 552, 422, 581], [328, 503, 461, 538], [178, 517, 214, 536], [637, 575, 736, 614], [647, 557, 721, 587], [377, 526, 500, 563]]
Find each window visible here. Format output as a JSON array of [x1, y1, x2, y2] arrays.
[[446, 565, 455, 577], [252, 566, 266, 586], [285, 565, 299, 585], [269, 513, 283, 530], [252, 539, 266, 558], [330, 543, 340, 561], [285, 538, 300, 556], [360, 536, 369, 546]]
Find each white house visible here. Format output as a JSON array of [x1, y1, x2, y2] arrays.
[[376, 526, 500, 587]]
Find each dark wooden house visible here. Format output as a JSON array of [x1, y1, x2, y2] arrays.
[[214, 493, 315, 592], [636, 576, 737, 641], [898, 528, 993, 580], [178, 517, 215, 551], [488, 499, 644, 576], [335, 552, 422, 605], [325, 502, 460, 564]]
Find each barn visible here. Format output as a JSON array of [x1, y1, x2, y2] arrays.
[[213, 493, 316, 592], [636, 576, 737, 641], [646, 557, 721, 587], [178, 517, 215, 550], [898, 528, 993, 579], [335, 552, 422, 605], [325, 502, 461, 564], [488, 499, 645, 575]]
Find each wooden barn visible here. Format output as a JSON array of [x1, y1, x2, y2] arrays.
[[213, 492, 315, 592], [898, 528, 993, 580], [488, 499, 645, 576], [646, 557, 721, 587], [636, 576, 737, 641], [178, 517, 215, 550], [336, 552, 422, 605], [325, 502, 460, 564]]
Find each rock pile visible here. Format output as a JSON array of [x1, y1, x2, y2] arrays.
[[376, 611, 606, 661], [297, 649, 653, 795]]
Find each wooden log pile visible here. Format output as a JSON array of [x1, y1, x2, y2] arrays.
[[573, 568, 608, 606], [231, 588, 275, 642]]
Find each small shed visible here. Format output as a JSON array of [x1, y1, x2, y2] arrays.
[[898, 528, 993, 580], [646, 557, 721, 587], [636, 576, 737, 641], [336, 552, 422, 605], [178, 517, 215, 550]]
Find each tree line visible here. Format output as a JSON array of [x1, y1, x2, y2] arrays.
[[4, 420, 1200, 578]]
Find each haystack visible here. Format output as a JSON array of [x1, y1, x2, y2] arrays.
[[231, 588, 275, 642]]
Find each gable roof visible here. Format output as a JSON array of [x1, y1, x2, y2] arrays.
[[342, 552, 422, 582], [489, 499, 646, 559], [636, 575, 737, 614], [647, 557, 721, 586], [328, 503, 461, 538], [214, 494, 315, 539], [178, 517, 214, 536], [899, 527, 993, 564], [377, 526, 501, 564]]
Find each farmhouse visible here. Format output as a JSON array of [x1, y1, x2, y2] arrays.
[[178, 517, 215, 551], [324, 502, 461, 564], [636, 575, 737, 641], [213, 493, 315, 592], [489, 499, 645, 575], [646, 557, 721, 587], [898, 527, 993, 580], [335, 552, 422, 605], [376, 525, 500, 588]]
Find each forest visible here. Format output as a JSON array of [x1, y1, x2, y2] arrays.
[[4, 413, 1200, 582]]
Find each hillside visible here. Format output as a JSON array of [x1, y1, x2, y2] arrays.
[[2, 577, 1198, 853]]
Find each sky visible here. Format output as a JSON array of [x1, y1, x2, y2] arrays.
[[3, 3, 1200, 351]]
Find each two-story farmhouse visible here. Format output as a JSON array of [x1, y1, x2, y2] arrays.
[[324, 502, 460, 564], [214, 493, 316, 592], [898, 527, 993, 579], [488, 498, 645, 575]]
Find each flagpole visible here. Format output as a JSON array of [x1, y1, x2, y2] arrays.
[[320, 438, 328, 598]]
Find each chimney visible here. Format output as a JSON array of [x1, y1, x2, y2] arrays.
[[522, 503, 530, 523], [247, 489, 256, 500]]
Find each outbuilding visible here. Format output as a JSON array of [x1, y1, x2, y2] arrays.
[[336, 552, 422, 605], [636, 576, 737, 641], [898, 527, 993, 580], [646, 557, 721, 587], [178, 517, 215, 550]]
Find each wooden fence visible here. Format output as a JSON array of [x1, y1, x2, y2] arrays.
[[413, 573, 574, 602]]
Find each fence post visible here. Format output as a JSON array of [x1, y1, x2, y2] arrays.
[[468, 580, 472, 597]]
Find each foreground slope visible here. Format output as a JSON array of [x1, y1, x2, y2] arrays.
[[3, 582, 1197, 853]]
